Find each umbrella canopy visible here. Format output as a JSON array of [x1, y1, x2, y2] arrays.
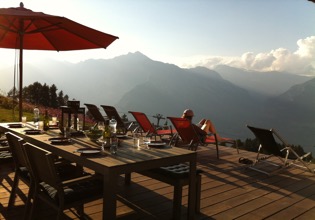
[[0, 2, 118, 120]]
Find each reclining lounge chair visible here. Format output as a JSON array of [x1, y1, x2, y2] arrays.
[[129, 111, 176, 140], [168, 117, 238, 159], [101, 105, 134, 134], [247, 125, 314, 175], [84, 103, 106, 123]]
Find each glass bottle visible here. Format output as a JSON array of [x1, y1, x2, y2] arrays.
[[110, 133, 118, 155], [33, 106, 39, 124], [43, 110, 50, 131], [109, 117, 117, 134], [103, 120, 111, 147]]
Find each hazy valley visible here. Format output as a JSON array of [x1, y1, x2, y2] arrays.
[[1, 51, 314, 153]]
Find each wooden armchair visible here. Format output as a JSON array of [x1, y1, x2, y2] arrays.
[[5, 132, 30, 211], [23, 142, 103, 220]]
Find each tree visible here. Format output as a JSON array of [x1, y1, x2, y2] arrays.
[[49, 84, 58, 108], [28, 82, 42, 104], [21, 82, 69, 108], [57, 90, 65, 106], [40, 83, 50, 106]]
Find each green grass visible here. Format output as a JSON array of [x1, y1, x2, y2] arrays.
[[0, 107, 33, 122]]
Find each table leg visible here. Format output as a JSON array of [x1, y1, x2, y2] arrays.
[[188, 157, 197, 220], [103, 172, 118, 220]]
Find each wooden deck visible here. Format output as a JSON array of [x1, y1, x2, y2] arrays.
[[1, 145, 315, 220]]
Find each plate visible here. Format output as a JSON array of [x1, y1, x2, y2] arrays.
[[49, 137, 72, 145], [48, 125, 59, 130], [70, 131, 85, 137], [76, 148, 101, 155], [148, 141, 167, 148], [24, 129, 41, 135], [8, 123, 23, 128]]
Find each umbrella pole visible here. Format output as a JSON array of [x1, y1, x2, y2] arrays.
[[18, 22, 24, 122], [19, 45, 23, 122]]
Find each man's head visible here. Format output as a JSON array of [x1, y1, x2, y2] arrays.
[[182, 109, 194, 120]]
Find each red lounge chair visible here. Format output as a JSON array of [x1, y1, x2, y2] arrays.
[[128, 111, 176, 140], [167, 117, 238, 159]]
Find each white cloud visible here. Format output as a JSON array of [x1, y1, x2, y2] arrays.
[[181, 36, 315, 76]]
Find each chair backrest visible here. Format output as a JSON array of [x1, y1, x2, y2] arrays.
[[247, 125, 283, 156], [5, 132, 27, 167], [167, 117, 200, 144], [23, 142, 60, 188], [84, 103, 106, 123], [101, 105, 125, 129], [129, 111, 156, 134]]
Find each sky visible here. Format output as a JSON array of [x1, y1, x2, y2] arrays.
[[0, 0, 315, 76]]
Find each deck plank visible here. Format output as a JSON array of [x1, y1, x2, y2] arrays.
[[1, 145, 315, 219]]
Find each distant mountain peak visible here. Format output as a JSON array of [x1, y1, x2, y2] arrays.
[[116, 51, 151, 61]]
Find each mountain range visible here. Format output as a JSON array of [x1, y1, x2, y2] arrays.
[[1, 51, 314, 153]]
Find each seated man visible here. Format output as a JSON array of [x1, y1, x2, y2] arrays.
[[181, 109, 223, 141]]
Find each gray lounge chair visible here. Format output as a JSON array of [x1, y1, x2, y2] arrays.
[[247, 125, 314, 175]]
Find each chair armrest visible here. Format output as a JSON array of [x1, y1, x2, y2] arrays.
[[61, 174, 100, 187]]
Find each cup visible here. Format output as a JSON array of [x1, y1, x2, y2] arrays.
[[38, 121, 44, 130], [52, 117, 57, 125], [143, 136, 151, 144], [22, 116, 27, 127], [97, 121, 105, 131], [132, 133, 140, 149], [133, 137, 140, 149]]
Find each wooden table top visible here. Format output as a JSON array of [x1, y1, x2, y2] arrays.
[[0, 122, 196, 175]]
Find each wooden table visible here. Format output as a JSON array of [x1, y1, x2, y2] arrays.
[[0, 123, 197, 219]]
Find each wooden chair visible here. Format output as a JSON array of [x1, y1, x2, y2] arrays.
[[0, 137, 12, 164], [247, 125, 314, 175], [5, 132, 87, 218], [23, 142, 103, 220], [167, 117, 238, 159], [101, 105, 134, 134], [129, 111, 176, 140], [5, 132, 30, 211]]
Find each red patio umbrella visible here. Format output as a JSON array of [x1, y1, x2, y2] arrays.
[[0, 2, 118, 120]]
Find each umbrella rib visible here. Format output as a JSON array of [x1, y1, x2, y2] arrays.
[[26, 22, 62, 34]]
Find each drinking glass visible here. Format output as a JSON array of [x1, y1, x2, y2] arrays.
[[97, 121, 105, 131], [133, 133, 140, 149], [64, 126, 70, 138], [52, 117, 57, 125], [110, 136, 118, 154], [22, 116, 27, 127], [143, 136, 151, 144], [38, 121, 44, 130]]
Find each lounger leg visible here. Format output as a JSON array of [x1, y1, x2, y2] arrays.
[[215, 142, 219, 159]]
